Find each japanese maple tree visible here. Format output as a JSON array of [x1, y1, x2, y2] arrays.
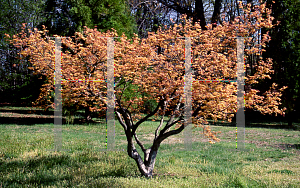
[[7, 1, 286, 177]]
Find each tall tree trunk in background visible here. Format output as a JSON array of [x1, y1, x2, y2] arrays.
[[85, 106, 92, 122], [157, 0, 225, 31], [211, 0, 222, 28], [157, 0, 207, 30], [194, 0, 207, 30]]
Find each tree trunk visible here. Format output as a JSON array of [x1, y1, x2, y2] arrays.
[[131, 147, 158, 178], [157, 0, 207, 30], [211, 0, 222, 28], [116, 101, 185, 178], [84, 106, 92, 122], [194, 0, 207, 30], [287, 109, 295, 128]]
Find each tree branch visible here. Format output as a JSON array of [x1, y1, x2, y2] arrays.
[[157, 0, 193, 16], [134, 132, 146, 152], [118, 107, 133, 127], [160, 116, 184, 135], [155, 100, 167, 140], [166, 97, 182, 127], [132, 99, 164, 134], [115, 110, 127, 131], [152, 123, 185, 151]]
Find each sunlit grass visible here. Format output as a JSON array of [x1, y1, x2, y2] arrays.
[[1, 119, 299, 187], [0, 106, 299, 187]]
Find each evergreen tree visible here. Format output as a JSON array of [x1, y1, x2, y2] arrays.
[[41, 0, 137, 37], [263, 0, 300, 126], [0, 0, 46, 105]]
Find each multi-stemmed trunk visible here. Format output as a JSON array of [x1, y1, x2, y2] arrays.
[[130, 147, 158, 178], [115, 99, 188, 178]]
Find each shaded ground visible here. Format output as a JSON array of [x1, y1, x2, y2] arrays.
[[0, 111, 55, 125], [0, 106, 104, 125]]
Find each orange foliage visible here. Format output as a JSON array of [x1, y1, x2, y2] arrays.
[[7, 1, 286, 142]]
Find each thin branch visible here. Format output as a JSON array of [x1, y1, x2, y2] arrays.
[[160, 123, 185, 141], [117, 108, 133, 129], [116, 80, 129, 105], [192, 102, 203, 117], [152, 123, 185, 151], [134, 132, 146, 152], [116, 111, 127, 131], [157, 0, 192, 16], [132, 99, 164, 134], [155, 100, 167, 140], [126, 86, 143, 110], [166, 97, 182, 127], [115, 77, 122, 86], [160, 116, 184, 135]]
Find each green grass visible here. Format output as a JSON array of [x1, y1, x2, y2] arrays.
[[0, 107, 300, 187]]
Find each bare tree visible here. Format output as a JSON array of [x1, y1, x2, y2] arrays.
[[127, 0, 174, 38]]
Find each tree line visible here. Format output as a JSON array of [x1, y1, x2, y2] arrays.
[[0, 0, 299, 126]]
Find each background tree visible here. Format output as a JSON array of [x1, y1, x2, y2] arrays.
[[127, 0, 237, 36], [262, 0, 300, 127], [8, 1, 286, 177], [41, 0, 137, 37], [156, 0, 236, 29], [127, 0, 174, 38], [0, 0, 46, 105], [1, 0, 137, 116]]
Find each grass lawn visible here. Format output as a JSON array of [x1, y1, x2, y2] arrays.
[[0, 106, 299, 187]]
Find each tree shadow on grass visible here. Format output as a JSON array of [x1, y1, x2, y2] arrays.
[[277, 143, 300, 150], [212, 110, 299, 130], [0, 109, 54, 115], [0, 151, 140, 186]]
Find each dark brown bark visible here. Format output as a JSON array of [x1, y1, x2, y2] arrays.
[[194, 0, 207, 30], [157, 0, 207, 30], [211, 0, 222, 28], [84, 106, 92, 122]]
